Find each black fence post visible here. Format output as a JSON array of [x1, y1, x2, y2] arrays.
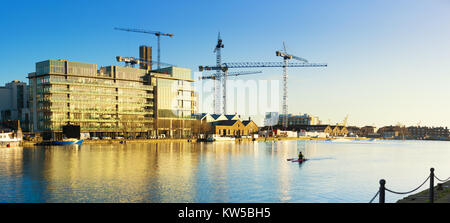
[[430, 168, 434, 203], [379, 179, 385, 203]]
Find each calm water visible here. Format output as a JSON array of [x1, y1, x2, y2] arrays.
[[0, 140, 449, 203]]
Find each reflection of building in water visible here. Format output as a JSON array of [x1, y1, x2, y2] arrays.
[[0, 147, 24, 178], [155, 142, 198, 202], [40, 143, 200, 202], [276, 141, 293, 201]]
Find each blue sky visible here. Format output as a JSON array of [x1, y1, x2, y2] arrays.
[[0, 0, 449, 127]]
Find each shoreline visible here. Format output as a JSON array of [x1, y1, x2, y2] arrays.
[[18, 136, 449, 147], [20, 136, 370, 147]]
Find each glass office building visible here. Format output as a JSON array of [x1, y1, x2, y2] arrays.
[[151, 66, 197, 138], [28, 60, 154, 139]]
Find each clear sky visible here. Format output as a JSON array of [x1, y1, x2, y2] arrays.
[[0, 0, 449, 127]]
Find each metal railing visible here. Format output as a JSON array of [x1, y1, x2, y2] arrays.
[[369, 168, 449, 203]]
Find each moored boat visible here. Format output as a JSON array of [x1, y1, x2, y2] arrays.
[[0, 132, 21, 147], [327, 138, 352, 142], [51, 138, 84, 145]]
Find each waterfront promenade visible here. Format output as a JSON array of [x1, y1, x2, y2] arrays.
[[397, 180, 450, 203], [397, 181, 450, 203]]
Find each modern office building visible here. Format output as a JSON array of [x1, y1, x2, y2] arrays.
[[0, 80, 31, 131], [28, 60, 154, 139], [150, 66, 197, 138]]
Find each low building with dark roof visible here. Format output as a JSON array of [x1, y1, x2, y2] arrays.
[[210, 119, 258, 136]]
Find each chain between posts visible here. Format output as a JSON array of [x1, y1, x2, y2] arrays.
[[384, 176, 430, 195], [434, 175, 450, 183], [368, 190, 380, 203], [370, 167, 450, 203]]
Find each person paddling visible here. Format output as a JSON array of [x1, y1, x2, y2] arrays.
[[298, 151, 305, 161]]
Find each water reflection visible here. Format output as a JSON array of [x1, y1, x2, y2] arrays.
[[0, 140, 449, 203]]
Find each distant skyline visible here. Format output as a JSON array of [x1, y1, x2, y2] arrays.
[[0, 0, 449, 127]]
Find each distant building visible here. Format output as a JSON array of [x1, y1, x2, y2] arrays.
[[407, 126, 449, 140], [276, 113, 321, 126], [377, 126, 400, 138], [264, 112, 279, 127], [359, 126, 376, 137], [346, 126, 360, 136], [192, 113, 240, 123], [210, 119, 258, 136], [275, 124, 347, 137], [0, 80, 30, 131]]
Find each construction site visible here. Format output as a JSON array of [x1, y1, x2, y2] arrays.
[[19, 26, 334, 141]]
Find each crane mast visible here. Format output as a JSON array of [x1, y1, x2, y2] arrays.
[[282, 58, 288, 128], [276, 42, 318, 128], [213, 32, 224, 114]]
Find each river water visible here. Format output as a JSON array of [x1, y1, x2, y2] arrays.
[[0, 140, 449, 203]]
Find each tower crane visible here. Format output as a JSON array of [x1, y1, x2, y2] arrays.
[[276, 42, 316, 128], [198, 60, 327, 117], [114, 27, 173, 70], [116, 56, 174, 68], [212, 32, 225, 114], [199, 70, 262, 80]]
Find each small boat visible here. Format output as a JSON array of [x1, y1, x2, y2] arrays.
[[0, 132, 21, 148], [212, 135, 235, 142], [291, 158, 308, 163], [51, 138, 84, 145], [287, 158, 308, 163], [327, 138, 352, 142]]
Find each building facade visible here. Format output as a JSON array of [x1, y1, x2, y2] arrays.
[[0, 80, 31, 131], [28, 60, 154, 139], [277, 113, 321, 126], [407, 126, 449, 140], [211, 119, 258, 136], [151, 67, 197, 138]]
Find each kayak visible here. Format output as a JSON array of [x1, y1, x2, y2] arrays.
[[287, 158, 308, 163], [292, 159, 308, 163]]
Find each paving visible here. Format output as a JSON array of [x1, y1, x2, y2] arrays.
[[397, 181, 450, 203]]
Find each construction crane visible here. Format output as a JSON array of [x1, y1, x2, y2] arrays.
[[198, 61, 327, 116], [212, 32, 225, 114], [116, 56, 174, 68], [338, 114, 349, 127], [114, 27, 173, 70], [276, 42, 318, 128], [199, 70, 262, 80]]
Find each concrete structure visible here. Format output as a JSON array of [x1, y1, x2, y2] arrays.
[[0, 80, 30, 131], [139, 46, 152, 70]]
